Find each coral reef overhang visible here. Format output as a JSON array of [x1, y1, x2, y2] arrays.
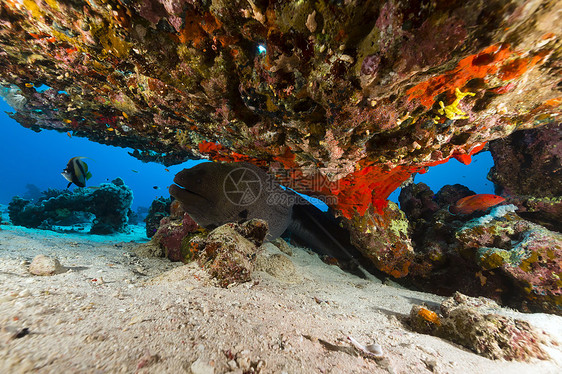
[[0, 0, 560, 218]]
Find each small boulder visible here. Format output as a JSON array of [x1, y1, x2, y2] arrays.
[[29, 255, 65, 276], [409, 292, 551, 361], [152, 212, 200, 261], [186, 219, 268, 287]]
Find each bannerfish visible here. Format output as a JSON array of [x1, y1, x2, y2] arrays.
[[450, 194, 505, 214], [169, 162, 375, 275], [61, 157, 92, 188]]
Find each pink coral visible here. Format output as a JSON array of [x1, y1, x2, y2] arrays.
[[153, 213, 199, 262]]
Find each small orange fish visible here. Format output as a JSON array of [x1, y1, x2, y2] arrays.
[[164, 168, 169, 172], [451, 194, 506, 214], [67, 131, 72, 138]]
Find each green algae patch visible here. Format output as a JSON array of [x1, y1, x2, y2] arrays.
[[387, 202, 409, 238]]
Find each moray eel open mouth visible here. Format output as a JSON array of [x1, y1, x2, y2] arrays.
[[169, 176, 209, 203]]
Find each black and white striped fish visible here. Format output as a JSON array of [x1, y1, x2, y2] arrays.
[[61, 157, 92, 188]]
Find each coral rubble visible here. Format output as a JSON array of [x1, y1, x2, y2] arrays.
[[7, 178, 133, 234], [0, 1, 559, 217]]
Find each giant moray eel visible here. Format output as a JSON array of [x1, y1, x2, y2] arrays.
[[169, 162, 373, 274]]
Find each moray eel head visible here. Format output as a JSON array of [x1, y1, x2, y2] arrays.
[[169, 163, 215, 222], [169, 161, 293, 239], [170, 166, 208, 198]]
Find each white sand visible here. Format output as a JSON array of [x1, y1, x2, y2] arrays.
[[1, 224, 561, 373]]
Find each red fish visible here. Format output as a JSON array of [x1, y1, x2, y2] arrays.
[[451, 194, 506, 214]]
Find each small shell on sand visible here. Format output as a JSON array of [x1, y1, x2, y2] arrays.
[[348, 336, 384, 358], [29, 255, 66, 276], [190, 358, 214, 374]]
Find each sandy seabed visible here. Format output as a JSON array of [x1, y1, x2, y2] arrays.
[[1, 223, 561, 374]]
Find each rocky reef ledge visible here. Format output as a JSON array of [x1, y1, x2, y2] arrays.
[[0, 0, 560, 218]]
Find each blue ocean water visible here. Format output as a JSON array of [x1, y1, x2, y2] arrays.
[[388, 151, 496, 204], [0, 100, 203, 211], [0, 98, 494, 214]]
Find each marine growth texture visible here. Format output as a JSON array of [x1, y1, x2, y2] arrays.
[[0, 0, 560, 218]]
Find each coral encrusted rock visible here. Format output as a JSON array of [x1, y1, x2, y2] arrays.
[[343, 201, 414, 278], [152, 213, 200, 262], [489, 123, 561, 198], [148, 198, 203, 261], [398, 183, 486, 290], [456, 205, 562, 315], [185, 219, 269, 287], [144, 196, 173, 238], [7, 178, 133, 234], [398, 182, 440, 222], [88, 178, 134, 234], [398, 184, 562, 315], [409, 292, 552, 361], [0, 1, 559, 218], [489, 123, 562, 232]]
